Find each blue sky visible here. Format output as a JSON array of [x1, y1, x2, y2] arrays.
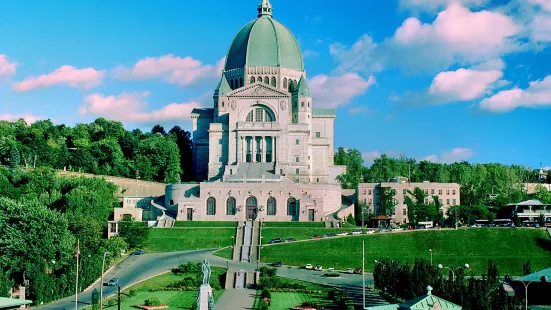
[[0, 0, 550, 168]]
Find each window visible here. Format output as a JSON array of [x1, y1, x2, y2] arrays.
[[452, 189, 456, 195], [316, 178, 320, 183], [368, 198, 372, 204], [403, 189, 407, 194], [296, 168, 300, 174], [264, 77, 269, 84], [271, 77, 276, 87], [230, 80, 234, 89], [221, 102, 224, 108], [453, 199, 457, 206], [446, 189, 450, 195], [438, 189, 443, 195], [267, 198, 276, 215], [424, 198, 428, 204], [295, 156, 299, 163], [283, 78, 288, 89], [308, 102, 310, 107], [240, 77, 243, 87], [301, 102, 304, 107], [255, 108, 263, 122], [288, 80, 294, 92], [287, 198, 297, 216], [363, 189, 366, 195], [226, 197, 236, 215], [246, 111, 253, 122], [424, 189, 428, 195], [315, 132, 320, 138], [250, 77, 256, 84], [446, 199, 450, 205], [265, 113, 272, 122], [296, 139, 299, 145], [368, 189, 372, 195], [431, 189, 435, 195], [207, 197, 216, 215]]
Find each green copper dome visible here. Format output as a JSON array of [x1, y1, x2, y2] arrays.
[[224, 2, 304, 71]]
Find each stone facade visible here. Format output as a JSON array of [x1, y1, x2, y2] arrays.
[[358, 179, 461, 224]]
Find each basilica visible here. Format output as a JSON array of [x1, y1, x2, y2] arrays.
[[164, 0, 346, 222]]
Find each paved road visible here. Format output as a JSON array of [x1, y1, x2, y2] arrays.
[[35, 249, 383, 309]]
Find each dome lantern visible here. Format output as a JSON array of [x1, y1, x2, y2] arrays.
[[257, 0, 273, 18]]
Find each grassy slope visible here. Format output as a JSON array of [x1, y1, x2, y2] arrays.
[[261, 227, 362, 244], [261, 228, 551, 275], [145, 228, 235, 252], [263, 222, 327, 228], [174, 221, 237, 227], [213, 247, 233, 260]]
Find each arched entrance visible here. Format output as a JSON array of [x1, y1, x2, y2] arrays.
[[246, 197, 258, 220]]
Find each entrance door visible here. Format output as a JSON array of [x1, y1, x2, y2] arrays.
[[187, 208, 193, 221], [308, 209, 315, 222], [246, 197, 257, 220]]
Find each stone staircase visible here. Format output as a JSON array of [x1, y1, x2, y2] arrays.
[[232, 222, 244, 261], [249, 221, 260, 264], [240, 220, 253, 262]]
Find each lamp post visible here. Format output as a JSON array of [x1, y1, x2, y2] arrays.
[[437, 263, 469, 281], [429, 249, 433, 266], [99, 252, 109, 310], [520, 280, 535, 310]]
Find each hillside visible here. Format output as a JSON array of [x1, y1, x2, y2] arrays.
[[260, 228, 551, 275]]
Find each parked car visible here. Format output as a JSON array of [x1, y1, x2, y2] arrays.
[[415, 225, 426, 230], [106, 278, 118, 286], [132, 249, 145, 255], [345, 268, 354, 274], [392, 228, 402, 232], [271, 262, 282, 267], [315, 265, 323, 271], [350, 230, 362, 235], [336, 232, 348, 236], [310, 235, 322, 239], [305, 264, 313, 269], [323, 233, 335, 238], [364, 230, 375, 234], [269, 238, 282, 244], [285, 238, 296, 242]]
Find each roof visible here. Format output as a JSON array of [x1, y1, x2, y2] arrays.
[[508, 199, 544, 206], [372, 215, 390, 220], [190, 108, 214, 117], [0, 297, 32, 308], [224, 2, 304, 71], [365, 305, 399, 310], [312, 108, 336, 116], [518, 267, 551, 282], [295, 75, 311, 96], [400, 294, 461, 309], [216, 75, 232, 96]]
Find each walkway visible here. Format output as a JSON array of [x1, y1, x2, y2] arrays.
[[216, 289, 257, 310]]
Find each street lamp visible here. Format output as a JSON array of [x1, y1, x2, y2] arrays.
[[437, 263, 469, 281], [429, 249, 433, 266], [99, 252, 109, 310], [519, 276, 547, 310]]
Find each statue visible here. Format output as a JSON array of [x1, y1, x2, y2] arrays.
[[202, 259, 211, 286]]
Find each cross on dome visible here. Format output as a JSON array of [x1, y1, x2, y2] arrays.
[[257, 0, 273, 18]]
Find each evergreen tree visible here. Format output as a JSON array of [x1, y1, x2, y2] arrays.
[[9, 146, 20, 171]]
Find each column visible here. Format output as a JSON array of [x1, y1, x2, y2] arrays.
[[274, 136, 277, 164], [251, 136, 256, 163], [262, 136, 266, 163]]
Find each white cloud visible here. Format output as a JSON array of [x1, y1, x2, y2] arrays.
[[308, 73, 376, 108], [113, 55, 224, 87], [303, 50, 320, 58], [13, 65, 105, 92], [80, 92, 201, 126], [479, 75, 551, 112], [428, 68, 503, 101], [362, 151, 381, 165], [0, 114, 43, 124], [331, 4, 521, 74], [399, 0, 488, 12], [0, 55, 17, 80], [423, 148, 475, 163], [348, 107, 370, 115]]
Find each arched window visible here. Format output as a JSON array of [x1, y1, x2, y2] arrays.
[[288, 80, 294, 92], [240, 77, 243, 87], [267, 198, 276, 216], [169, 199, 174, 205], [271, 77, 276, 87], [264, 77, 269, 84], [207, 197, 216, 215], [230, 79, 234, 89], [246, 111, 254, 122], [226, 197, 236, 215], [247, 196, 257, 206], [246, 106, 274, 123], [250, 77, 256, 84], [258, 76, 262, 83], [283, 78, 288, 89], [287, 198, 297, 216]]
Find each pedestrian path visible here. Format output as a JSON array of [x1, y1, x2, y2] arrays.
[[215, 289, 257, 310]]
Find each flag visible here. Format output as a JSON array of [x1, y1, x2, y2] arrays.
[[74, 240, 80, 258]]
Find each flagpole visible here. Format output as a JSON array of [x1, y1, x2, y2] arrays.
[[75, 239, 79, 310]]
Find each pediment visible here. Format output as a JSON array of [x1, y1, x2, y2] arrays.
[[229, 83, 290, 98]]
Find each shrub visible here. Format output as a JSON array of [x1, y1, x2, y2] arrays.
[[258, 299, 269, 310], [328, 290, 335, 299], [324, 273, 340, 277], [347, 306, 355, 310], [261, 289, 271, 299], [107, 299, 116, 307], [144, 297, 162, 306], [129, 289, 137, 297], [120, 295, 126, 302]]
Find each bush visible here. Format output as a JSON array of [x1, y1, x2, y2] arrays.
[[324, 273, 340, 277], [144, 297, 162, 306], [107, 299, 116, 307], [129, 289, 137, 297], [261, 289, 271, 299], [120, 295, 126, 302], [328, 290, 335, 299], [258, 299, 269, 310], [347, 306, 355, 310]]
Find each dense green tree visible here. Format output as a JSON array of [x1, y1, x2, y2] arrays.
[[9, 146, 19, 171], [151, 125, 166, 136], [118, 218, 151, 248], [136, 135, 182, 183], [380, 187, 397, 217], [334, 148, 365, 189], [168, 126, 194, 181]]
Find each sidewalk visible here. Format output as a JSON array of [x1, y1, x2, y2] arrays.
[[216, 289, 257, 310]]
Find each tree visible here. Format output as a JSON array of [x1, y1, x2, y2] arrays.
[[9, 146, 20, 171], [533, 184, 551, 204], [151, 125, 166, 136], [334, 148, 365, 189], [538, 213, 545, 226], [346, 214, 356, 226], [168, 126, 194, 181], [118, 218, 151, 249], [136, 135, 182, 183], [379, 187, 397, 217]]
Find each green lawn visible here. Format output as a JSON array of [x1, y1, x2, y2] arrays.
[[145, 227, 235, 252], [100, 268, 225, 310], [213, 247, 233, 260], [261, 227, 362, 244], [261, 228, 551, 275], [266, 278, 338, 310], [263, 222, 327, 228], [174, 221, 237, 227]]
